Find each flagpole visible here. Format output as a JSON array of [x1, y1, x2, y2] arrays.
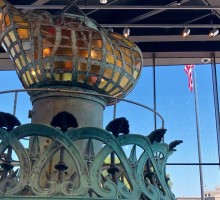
[[192, 66, 205, 200]]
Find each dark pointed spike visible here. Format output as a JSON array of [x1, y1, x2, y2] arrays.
[[70, 172, 77, 181], [106, 117, 129, 137], [169, 140, 183, 151], [128, 145, 137, 166], [50, 111, 78, 132], [10, 169, 19, 178], [84, 139, 95, 161], [147, 129, 167, 144]]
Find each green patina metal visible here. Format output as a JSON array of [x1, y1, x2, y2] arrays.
[[0, 123, 181, 200]]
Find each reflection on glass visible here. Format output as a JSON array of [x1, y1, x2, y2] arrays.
[[91, 50, 102, 60]]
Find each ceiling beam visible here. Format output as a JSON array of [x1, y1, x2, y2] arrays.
[[13, 5, 220, 10]]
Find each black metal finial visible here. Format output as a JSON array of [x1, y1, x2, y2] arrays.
[[105, 117, 129, 138], [0, 112, 21, 131], [147, 129, 167, 144], [50, 111, 78, 132]]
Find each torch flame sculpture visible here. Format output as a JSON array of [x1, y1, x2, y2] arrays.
[[0, 0, 142, 102]]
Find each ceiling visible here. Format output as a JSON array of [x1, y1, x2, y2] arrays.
[[1, 0, 220, 70]]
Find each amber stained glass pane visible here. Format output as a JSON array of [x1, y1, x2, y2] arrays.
[[110, 88, 120, 95], [91, 40, 102, 49], [114, 50, 121, 58], [106, 43, 113, 53], [98, 79, 107, 89], [111, 33, 123, 40], [87, 76, 97, 85], [106, 83, 114, 92], [77, 73, 86, 83], [17, 29, 29, 39], [78, 49, 88, 58], [133, 70, 138, 79], [55, 48, 73, 56], [43, 48, 52, 57], [10, 47, 15, 57], [104, 68, 113, 79], [125, 65, 132, 75], [5, 14, 10, 26], [22, 74, 29, 86], [4, 36, 10, 47], [8, 31, 16, 42], [15, 59, 22, 70], [113, 71, 120, 82], [91, 50, 102, 60], [116, 60, 122, 68], [122, 38, 135, 47], [133, 51, 140, 59], [26, 71, 33, 85], [119, 77, 129, 88], [90, 64, 100, 74], [78, 63, 87, 72], [106, 53, 114, 64], [55, 61, 73, 70], [19, 55, 26, 67], [15, 44, 20, 53]]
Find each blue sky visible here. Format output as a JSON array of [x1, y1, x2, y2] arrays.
[[0, 64, 220, 197]]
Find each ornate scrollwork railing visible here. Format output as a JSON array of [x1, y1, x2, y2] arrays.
[[0, 122, 181, 200]]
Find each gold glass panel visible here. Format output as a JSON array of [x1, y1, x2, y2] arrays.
[[110, 88, 120, 95], [22, 74, 29, 86], [98, 79, 107, 89], [90, 64, 100, 74], [122, 38, 135, 47], [91, 40, 102, 48], [22, 41, 31, 50], [26, 71, 33, 85], [4, 36, 10, 47], [78, 63, 87, 72], [19, 55, 26, 67], [8, 31, 16, 42], [17, 29, 29, 39], [91, 50, 102, 60], [133, 70, 138, 79], [55, 48, 73, 56], [119, 77, 129, 88], [14, 44, 20, 52], [54, 61, 73, 70], [133, 50, 140, 58], [104, 68, 113, 79], [5, 14, 10, 26], [106, 53, 114, 64], [78, 49, 88, 58], [44, 62, 50, 70], [114, 50, 121, 58], [36, 66, 41, 77], [124, 55, 132, 65], [0, 13, 2, 21], [55, 73, 72, 81], [125, 48, 131, 55], [77, 40, 85, 48], [10, 47, 15, 57], [106, 83, 114, 92], [124, 82, 132, 91], [15, 58, 22, 70], [111, 33, 123, 40], [25, 53, 32, 63], [13, 15, 24, 23], [106, 42, 113, 53], [77, 73, 86, 83], [43, 48, 52, 57], [87, 76, 97, 85], [54, 73, 60, 81], [116, 59, 122, 68], [45, 72, 51, 79], [125, 65, 132, 75], [135, 61, 141, 70], [113, 71, 120, 82], [30, 69, 39, 83]]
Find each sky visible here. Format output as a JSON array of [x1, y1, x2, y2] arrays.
[[0, 64, 220, 197]]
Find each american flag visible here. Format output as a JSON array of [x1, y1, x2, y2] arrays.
[[184, 64, 194, 92]]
